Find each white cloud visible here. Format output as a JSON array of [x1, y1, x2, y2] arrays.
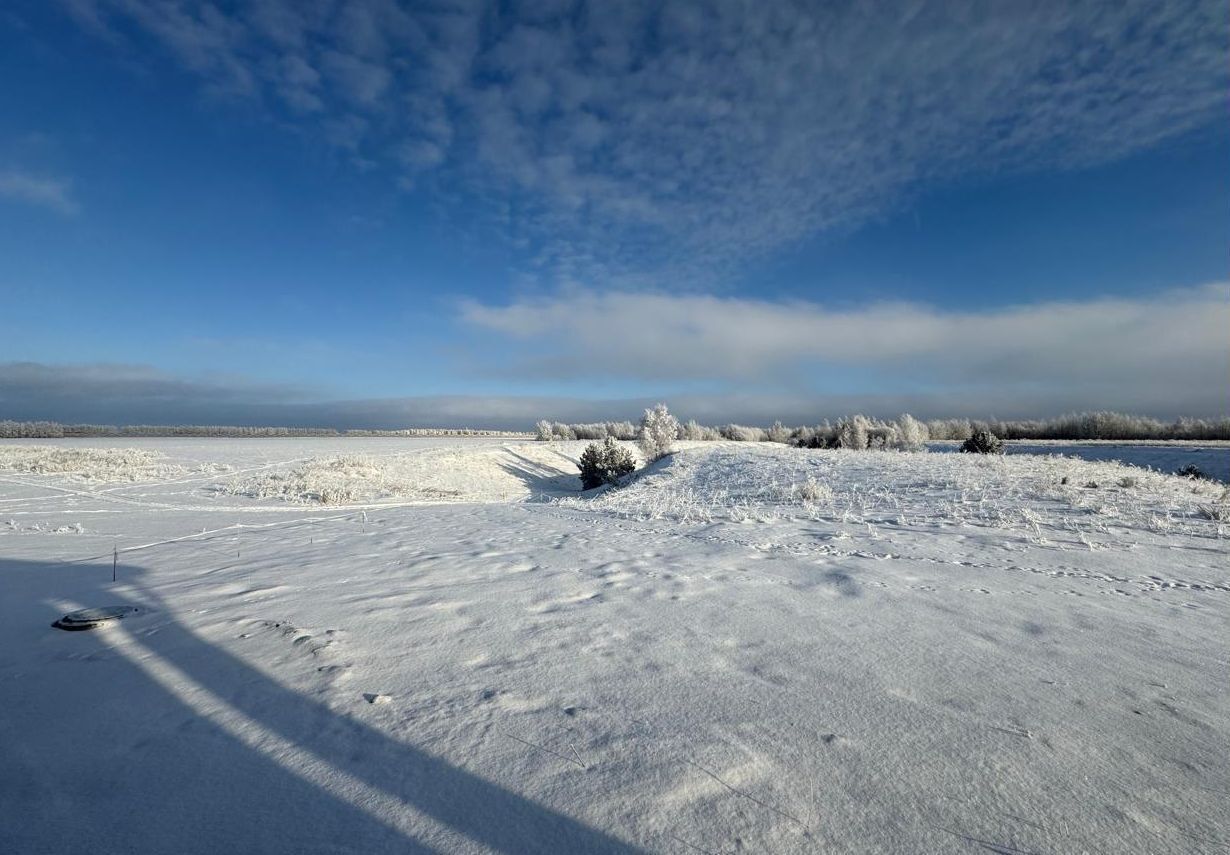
[[63, 0, 1228, 285], [460, 283, 1230, 414], [0, 170, 79, 215]]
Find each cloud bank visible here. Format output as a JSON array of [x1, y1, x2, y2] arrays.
[[461, 283, 1230, 415], [62, 0, 1228, 285], [4, 278, 1227, 431]]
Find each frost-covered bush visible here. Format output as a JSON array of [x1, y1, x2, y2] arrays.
[[605, 421, 638, 441], [535, 420, 554, 441], [578, 438, 636, 490], [791, 414, 926, 451], [569, 423, 609, 440], [867, 424, 900, 450], [639, 403, 680, 461], [680, 419, 722, 441], [766, 421, 790, 444], [961, 429, 1004, 454], [794, 432, 834, 449], [894, 414, 928, 451], [791, 476, 834, 503], [551, 422, 577, 441], [720, 424, 766, 442], [792, 422, 838, 448], [836, 415, 871, 450], [926, 418, 973, 441], [1178, 464, 1209, 480], [679, 419, 706, 441]]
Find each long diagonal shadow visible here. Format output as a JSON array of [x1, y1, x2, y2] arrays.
[[31, 556, 644, 854], [4, 559, 432, 854]]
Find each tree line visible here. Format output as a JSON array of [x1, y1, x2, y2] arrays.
[[3, 410, 1226, 442], [537, 411, 1230, 445]]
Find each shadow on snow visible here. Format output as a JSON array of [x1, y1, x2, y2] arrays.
[[0, 556, 644, 854]]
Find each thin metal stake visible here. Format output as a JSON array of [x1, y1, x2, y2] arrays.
[[112, 546, 117, 583]]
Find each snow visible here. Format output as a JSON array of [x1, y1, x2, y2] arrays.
[[928, 439, 1230, 483], [0, 443, 227, 481], [1, 438, 1227, 853]]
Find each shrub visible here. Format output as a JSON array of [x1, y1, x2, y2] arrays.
[[792, 477, 833, 502], [638, 403, 679, 461], [605, 421, 638, 440], [570, 423, 609, 440], [866, 424, 900, 450], [534, 420, 554, 441], [680, 419, 707, 441], [894, 414, 928, 451], [1178, 464, 1209, 480], [766, 421, 790, 444], [793, 422, 838, 448], [678, 419, 722, 441], [719, 424, 765, 442], [960, 429, 1004, 454], [578, 438, 636, 490], [836, 415, 870, 450]]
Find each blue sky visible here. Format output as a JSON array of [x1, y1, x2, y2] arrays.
[[0, 0, 1227, 427]]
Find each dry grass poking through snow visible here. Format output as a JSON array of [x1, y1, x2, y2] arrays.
[[220, 454, 459, 504], [0, 445, 214, 482], [558, 444, 1230, 543], [219, 444, 588, 504]]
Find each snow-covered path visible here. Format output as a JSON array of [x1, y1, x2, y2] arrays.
[[1, 440, 1227, 853]]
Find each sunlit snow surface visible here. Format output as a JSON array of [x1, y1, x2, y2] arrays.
[[1, 438, 1227, 853]]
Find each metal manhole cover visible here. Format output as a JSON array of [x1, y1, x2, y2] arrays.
[[52, 605, 143, 631]]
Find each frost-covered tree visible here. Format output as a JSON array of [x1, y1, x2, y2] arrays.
[[604, 420, 637, 440], [894, 414, 928, 451], [638, 403, 679, 461], [535, 420, 554, 441], [578, 437, 636, 489], [679, 419, 706, 441], [866, 423, 899, 450], [719, 424, 766, 442], [927, 418, 972, 441], [766, 421, 790, 444], [568, 423, 608, 440], [836, 414, 870, 450]]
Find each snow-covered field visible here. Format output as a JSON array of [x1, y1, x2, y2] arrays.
[[928, 440, 1230, 483], [1, 438, 1227, 854]]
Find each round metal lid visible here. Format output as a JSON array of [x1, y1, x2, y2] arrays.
[[52, 605, 143, 631]]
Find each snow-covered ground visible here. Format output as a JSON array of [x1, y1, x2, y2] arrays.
[[928, 440, 1230, 483], [1, 439, 1227, 854]]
